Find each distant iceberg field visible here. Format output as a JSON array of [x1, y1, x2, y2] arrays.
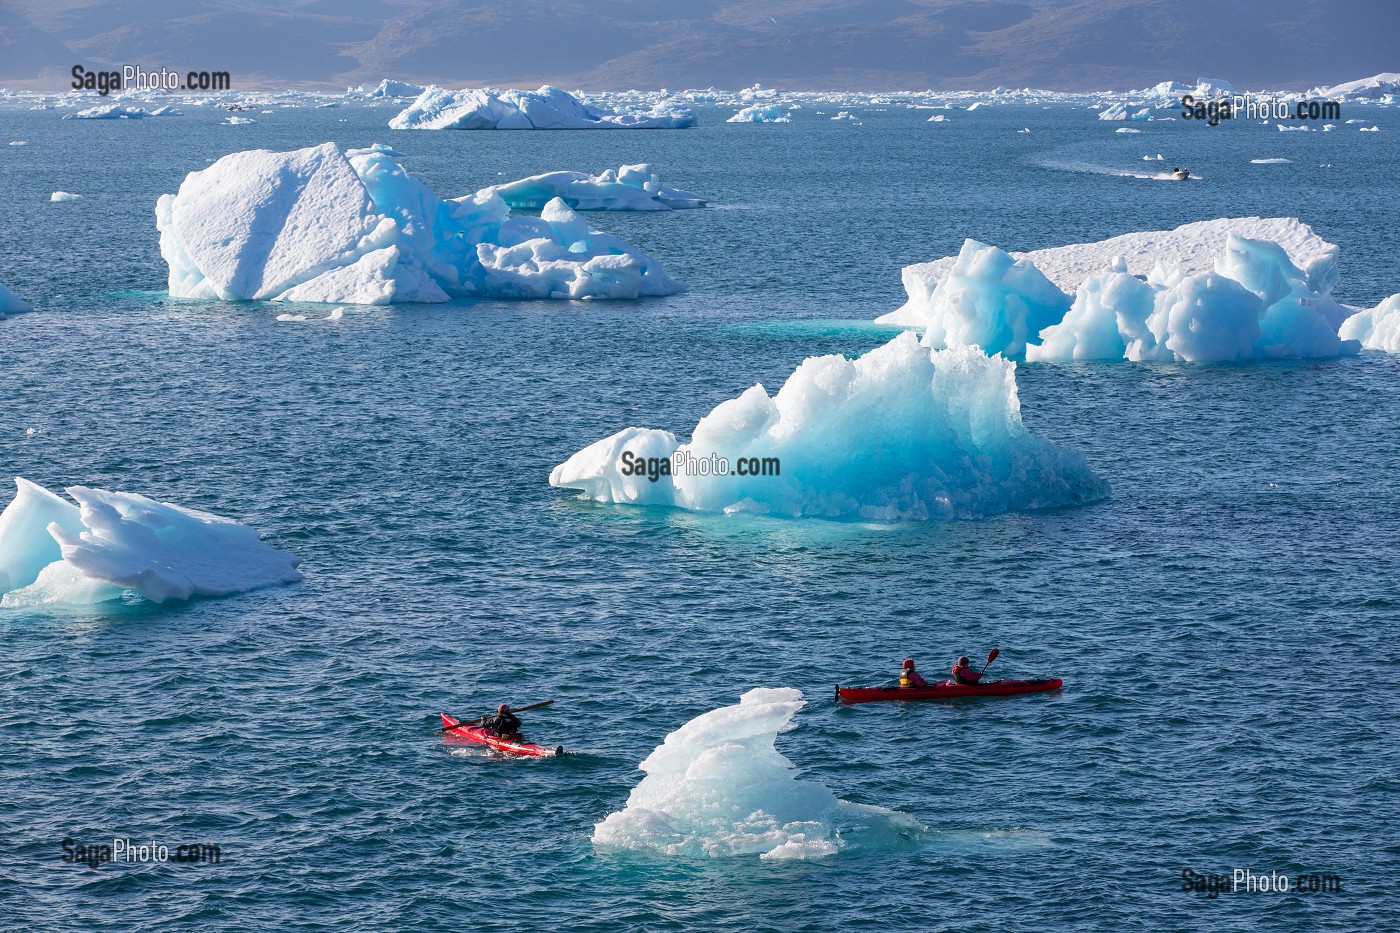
[[0, 478, 301, 607], [155, 142, 682, 304], [389, 85, 696, 130], [877, 218, 1390, 362], [551, 334, 1108, 521]]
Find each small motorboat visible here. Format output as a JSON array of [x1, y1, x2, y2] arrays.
[[1170, 167, 1190, 180]]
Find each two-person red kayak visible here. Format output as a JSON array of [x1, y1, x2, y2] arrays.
[[836, 678, 1062, 703], [440, 700, 563, 757], [837, 648, 1062, 704]]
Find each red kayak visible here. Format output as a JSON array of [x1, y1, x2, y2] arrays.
[[440, 713, 564, 757], [836, 678, 1062, 704]]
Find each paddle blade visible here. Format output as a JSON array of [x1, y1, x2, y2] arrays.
[[987, 648, 999, 664]]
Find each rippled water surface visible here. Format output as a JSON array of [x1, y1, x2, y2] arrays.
[[1, 100, 1398, 931]]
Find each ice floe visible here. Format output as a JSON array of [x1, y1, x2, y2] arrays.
[[0, 478, 302, 607], [389, 85, 695, 130], [479, 164, 707, 211], [1339, 294, 1400, 353], [49, 191, 82, 201], [550, 334, 1108, 521], [592, 688, 920, 859], [155, 142, 681, 304]]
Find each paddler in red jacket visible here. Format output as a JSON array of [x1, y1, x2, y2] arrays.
[[951, 656, 983, 685], [899, 658, 929, 688]]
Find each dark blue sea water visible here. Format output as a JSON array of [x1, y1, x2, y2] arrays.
[[1, 98, 1398, 931]]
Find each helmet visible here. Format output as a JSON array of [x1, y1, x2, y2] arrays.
[[497, 703, 510, 713], [957, 656, 970, 667], [902, 658, 916, 669]]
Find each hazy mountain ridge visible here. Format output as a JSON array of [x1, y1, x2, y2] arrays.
[[1, 0, 1393, 90]]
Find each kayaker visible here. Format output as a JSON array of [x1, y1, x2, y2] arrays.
[[899, 658, 929, 688], [951, 656, 983, 685], [482, 704, 523, 740]]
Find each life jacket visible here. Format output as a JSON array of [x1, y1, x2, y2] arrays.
[[900, 667, 928, 687]]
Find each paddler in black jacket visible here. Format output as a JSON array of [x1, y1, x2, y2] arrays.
[[483, 704, 523, 739]]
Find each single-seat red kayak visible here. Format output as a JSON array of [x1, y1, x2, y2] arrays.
[[836, 678, 1063, 704], [440, 713, 564, 757]]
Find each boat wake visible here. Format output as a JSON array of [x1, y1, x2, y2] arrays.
[[1035, 157, 1197, 181]]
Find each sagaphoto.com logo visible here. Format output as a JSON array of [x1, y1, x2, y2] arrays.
[[71, 65, 232, 97], [61, 836, 222, 869]]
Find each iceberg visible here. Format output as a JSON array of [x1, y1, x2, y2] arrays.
[[155, 142, 681, 304], [0, 478, 301, 607], [727, 105, 790, 123], [50, 191, 82, 201], [1313, 73, 1400, 101], [62, 104, 163, 120], [358, 79, 426, 98], [592, 688, 920, 860], [389, 85, 695, 130], [880, 218, 1341, 327], [550, 333, 1108, 521], [0, 280, 30, 317], [479, 164, 708, 212], [1340, 294, 1400, 353], [883, 227, 1357, 362]]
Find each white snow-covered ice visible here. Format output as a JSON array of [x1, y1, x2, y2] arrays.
[[155, 142, 682, 304], [479, 164, 708, 211], [1339, 294, 1400, 353], [550, 333, 1108, 521], [389, 85, 695, 130], [49, 191, 82, 201], [592, 688, 920, 859], [0, 478, 302, 607]]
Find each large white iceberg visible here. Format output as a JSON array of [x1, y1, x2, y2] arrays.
[[479, 164, 707, 212], [389, 85, 696, 130], [357, 79, 426, 99], [592, 688, 919, 860], [0, 478, 302, 607], [878, 218, 1366, 362], [1339, 294, 1400, 353], [0, 280, 31, 318], [1314, 73, 1400, 101], [155, 142, 681, 304], [726, 104, 790, 123], [550, 333, 1108, 521]]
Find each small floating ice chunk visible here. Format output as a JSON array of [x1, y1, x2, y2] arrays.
[[1339, 294, 1400, 352], [592, 688, 920, 859], [1250, 158, 1292, 164], [480, 163, 708, 211], [49, 191, 82, 201], [326, 307, 344, 321], [927, 114, 947, 122], [0, 477, 302, 606], [1115, 127, 1141, 134], [0, 280, 31, 316], [224, 116, 257, 125], [275, 313, 307, 321]]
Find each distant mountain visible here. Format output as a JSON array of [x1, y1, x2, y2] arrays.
[[1, 0, 1394, 91]]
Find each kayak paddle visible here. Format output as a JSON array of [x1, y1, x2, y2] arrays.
[[440, 699, 554, 731], [978, 648, 1000, 676]]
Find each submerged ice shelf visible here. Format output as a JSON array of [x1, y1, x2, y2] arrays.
[[389, 85, 696, 130], [155, 142, 681, 305], [480, 164, 708, 212], [0, 478, 301, 607], [551, 334, 1108, 521], [593, 688, 919, 860], [877, 218, 1386, 362]]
